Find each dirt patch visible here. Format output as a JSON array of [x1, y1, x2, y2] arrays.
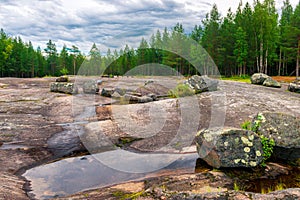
[[272, 76, 296, 83]]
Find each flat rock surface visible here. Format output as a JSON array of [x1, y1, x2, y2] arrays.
[[0, 77, 300, 199]]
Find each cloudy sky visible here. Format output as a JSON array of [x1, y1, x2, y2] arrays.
[[0, 0, 298, 54]]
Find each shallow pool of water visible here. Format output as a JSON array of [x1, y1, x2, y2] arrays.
[[23, 151, 199, 199]]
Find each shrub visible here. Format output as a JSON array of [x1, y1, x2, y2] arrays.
[[168, 84, 195, 98]]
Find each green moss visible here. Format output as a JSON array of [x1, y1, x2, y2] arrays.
[[112, 190, 145, 200], [260, 135, 275, 167], [241, 120, 251, 130]]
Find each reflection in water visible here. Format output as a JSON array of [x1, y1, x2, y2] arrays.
[[23, 151, 199, 199]]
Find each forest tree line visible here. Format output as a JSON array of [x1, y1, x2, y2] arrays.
[[0, 0, 299, 78]]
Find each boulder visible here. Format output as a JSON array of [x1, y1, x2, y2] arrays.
[[263, 77, 281, 88], [253, 112, 300, 161], [250, 73, 269, 85], [56, 76, 69, 82], [50, 82, 78, 94], [101, 88, 115, 97], [83, 80, 99, 94], [288, 79, 300, 93], [185, 75, 218, 93], [195, 128, 263, 168]]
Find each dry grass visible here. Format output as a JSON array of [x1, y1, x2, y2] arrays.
[[271, 76, 297, 83]]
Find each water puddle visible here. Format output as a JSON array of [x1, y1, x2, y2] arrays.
[[0, 143, 30, 150], [23, 152, 199, 199]]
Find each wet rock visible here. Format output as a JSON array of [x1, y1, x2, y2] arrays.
[[195, 128, 263, 168], [50, 82, 78, 94], [263, 77, 281, 88], [101, 88, 115, 97], [185, 75, 218, 93], [96, 79, 103, 85], [253, 112, 300, 162], [83, 80, 99, 94], [288, 79, 300, 93], [56, 76, 69, 82], [47, 124, 86, 157], [251, 73, 269, 85]]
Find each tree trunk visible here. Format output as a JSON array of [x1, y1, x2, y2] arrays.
[[265, 49, 268, 75], [278, 47, 282, 76], [260, 41, 264, 73], [296, 38, 300, 80]]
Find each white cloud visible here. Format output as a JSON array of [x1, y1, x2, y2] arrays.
[[0, 0, 298, 54]]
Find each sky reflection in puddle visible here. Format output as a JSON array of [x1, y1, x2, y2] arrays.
[[23, 151, 199, 199]]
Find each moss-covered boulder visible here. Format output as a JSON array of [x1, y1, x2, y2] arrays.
[[263, 77, 281, 88], [50, 82, 78, 94], [184, 75, 218, 94], [195, 128, 263, 168], [288, 79, 300, 93], [253, 112, 300, 162], [83, 80, 99, 94], [251, 73, 269, 85]]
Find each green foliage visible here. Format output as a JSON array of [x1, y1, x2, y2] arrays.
[[59, 68, 69, 75], [240, 113, 276, 167], [168, 84, 195, 98], [260, 135, 275, 167], [233, 182, 240, 191], [241, 120, 251, 130]]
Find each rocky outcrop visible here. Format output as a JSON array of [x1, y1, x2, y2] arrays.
[[288, 79, 300, 93], [50, 82, 78, 94], [184, 75, 218, 93], [251, 73, 281, 88], [83, 80, 99, 94], [253, 112, 300, 162], [263, 77, 281, 88], [195, 128, 263, 168], [170, 188, 300, 200], [55, 76, 69, 82]]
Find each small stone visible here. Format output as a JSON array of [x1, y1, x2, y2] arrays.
[[101, 88, 115, 97], [56, 76, 69, 82]]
